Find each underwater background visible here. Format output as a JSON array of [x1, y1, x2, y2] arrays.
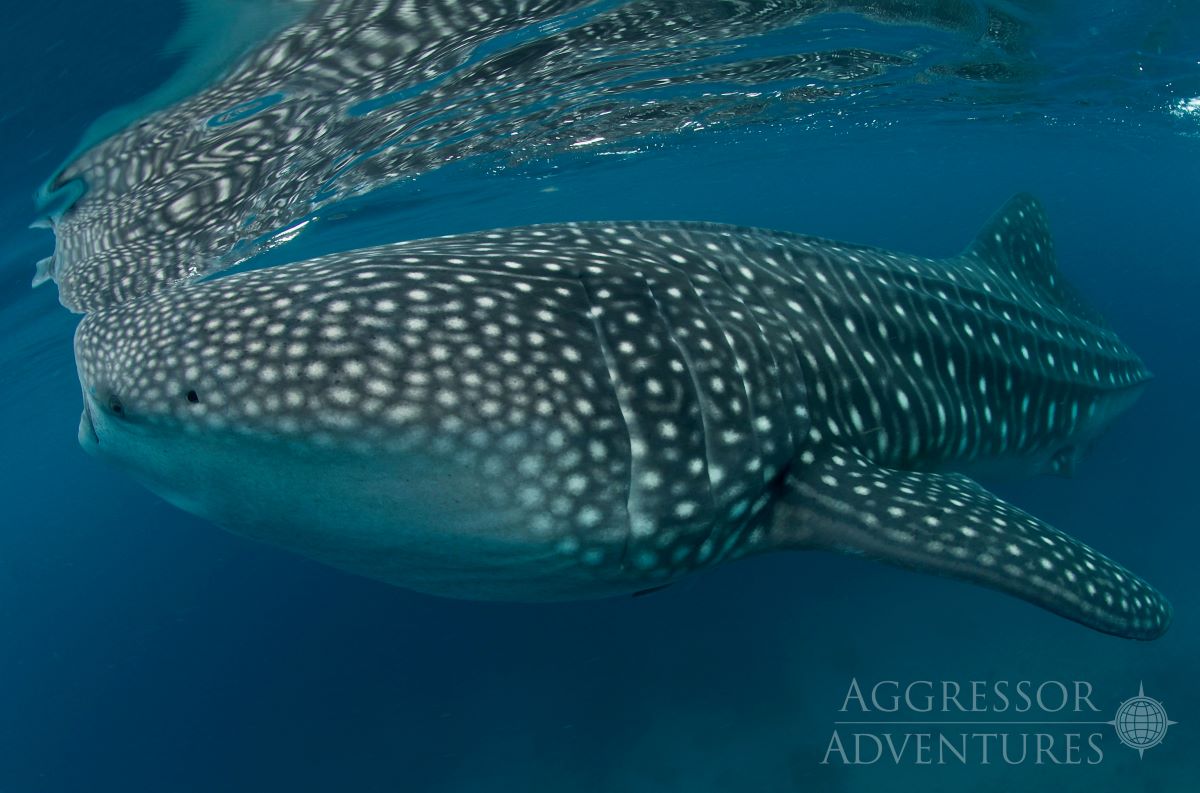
[[1, 1, 1197, 790]]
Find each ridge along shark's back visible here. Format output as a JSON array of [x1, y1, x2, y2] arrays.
[[72, 194, 1170, 640]]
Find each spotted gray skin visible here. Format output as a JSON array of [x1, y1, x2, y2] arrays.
[[75, 194, 1169, 638], [39, 0, 1038, 311]]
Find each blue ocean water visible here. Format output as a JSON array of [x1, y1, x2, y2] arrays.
[[2, 1, 1198, 791]]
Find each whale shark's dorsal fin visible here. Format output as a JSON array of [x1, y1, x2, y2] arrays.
[[966, 193, 1060, 291], [964, 193, 1106, 326], [772, 447, 1171, 640]]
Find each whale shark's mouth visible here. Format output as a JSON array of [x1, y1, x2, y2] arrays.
[[79, 399, 99, 448]]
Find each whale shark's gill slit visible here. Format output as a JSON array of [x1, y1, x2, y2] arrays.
[[715, 254, 793, 452], [642, 276, 717, 530], [697, 259, 758, 438], [578, 275, 637, 571]]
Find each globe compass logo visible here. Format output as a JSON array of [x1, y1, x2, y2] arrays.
[[1108, 683, 1176, 758]]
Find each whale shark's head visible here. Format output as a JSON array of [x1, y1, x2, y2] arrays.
[[74, 296, 214, 513], [72, 255, 651, 597]]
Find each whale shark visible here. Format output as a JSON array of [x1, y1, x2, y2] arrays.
[[73, 194, 1170, 639]]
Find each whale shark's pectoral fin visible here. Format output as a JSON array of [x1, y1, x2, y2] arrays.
[[774, 447, 1171, 640]]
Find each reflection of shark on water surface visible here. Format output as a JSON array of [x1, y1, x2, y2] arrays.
[[73, 194, 1170, 639], [34, 0, 1039, 311]]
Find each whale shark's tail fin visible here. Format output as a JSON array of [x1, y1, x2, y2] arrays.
[[963, 193, 1107, 327], [772, 446, 1171, 640]]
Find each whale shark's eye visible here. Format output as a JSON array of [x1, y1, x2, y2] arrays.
[[186, 390, 200, 404], [107, 395, 125, 417]]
